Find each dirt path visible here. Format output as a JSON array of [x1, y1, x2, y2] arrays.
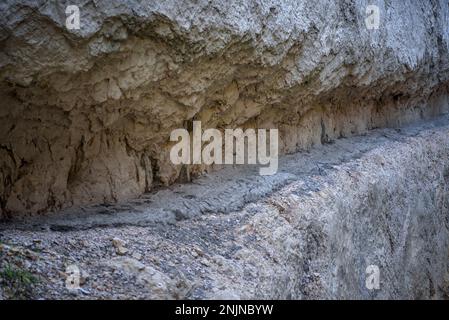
[[1, 115, 449, 300]]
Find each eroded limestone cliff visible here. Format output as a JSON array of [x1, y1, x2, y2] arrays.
[[1, 0, 449, 216]]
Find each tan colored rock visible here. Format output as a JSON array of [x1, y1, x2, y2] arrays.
[[112, 237, 128, 255], [106, 257, 178, 299]]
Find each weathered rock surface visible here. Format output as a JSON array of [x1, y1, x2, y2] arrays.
[[1, 0, 449, 215], [1, 116, 449, 299], [1, 0, 449, 301]]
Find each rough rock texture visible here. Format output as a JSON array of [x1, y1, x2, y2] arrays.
[[1, 0, 449, 215], [1, 1, 449, 300], [1, 116, 449, 299]]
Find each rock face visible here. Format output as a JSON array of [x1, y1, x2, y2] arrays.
[[2, 0, 449, 301], [1, 0, 449, 216]]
